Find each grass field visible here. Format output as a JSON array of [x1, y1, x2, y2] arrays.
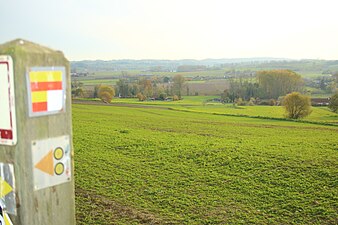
[[179, 105, 338, 125], [79, 79, 119, 85], [102, 96, 338, 125], [73, 102, 338, 224]]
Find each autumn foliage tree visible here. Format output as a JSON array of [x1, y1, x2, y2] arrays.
[[283, 92, 312, 119], [257, 70, 303, 99], [137, 92, 146, 101], [139, 78, 153, 98], [98, 85, 115, 103], [172, 74, 185, 99]]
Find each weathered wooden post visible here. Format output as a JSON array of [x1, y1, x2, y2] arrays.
[[0, 39, 75, 224]]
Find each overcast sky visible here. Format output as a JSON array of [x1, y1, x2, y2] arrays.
[[1, 0, 338, 60]]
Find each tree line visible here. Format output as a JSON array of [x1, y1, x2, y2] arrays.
[[221, 70, 304, 103], [72, 74, 186, 102], [71, 69, 338, 118], [114, 74, 186, 100], [220, 69, 338, 119]]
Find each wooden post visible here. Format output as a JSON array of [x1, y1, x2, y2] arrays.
[[0, 39, 75, 224]]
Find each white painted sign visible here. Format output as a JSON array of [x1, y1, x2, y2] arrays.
[[0, 56, 16, 146], [32, 135, 71, 190]]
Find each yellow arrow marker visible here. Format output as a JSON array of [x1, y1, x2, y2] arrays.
[[35, 150, 54, 176], [0, 177, 13, 198], [4, 211, 14, 225]]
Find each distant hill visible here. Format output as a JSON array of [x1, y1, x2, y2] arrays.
[[71, 58, 338, 76], [71, 58, 290, 72]]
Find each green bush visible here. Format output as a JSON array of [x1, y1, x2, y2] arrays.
[[137, 93, 146, 101], [236, 98, 246, 106], [283, 92, 312, 119]]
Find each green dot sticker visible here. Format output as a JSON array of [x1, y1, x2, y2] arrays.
[[54, 147, 64, 160], [54, 162, 64, 175]]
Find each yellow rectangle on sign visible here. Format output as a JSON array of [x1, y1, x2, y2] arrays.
[[29, 71, 62, 82], [31, 91, 47, 103]]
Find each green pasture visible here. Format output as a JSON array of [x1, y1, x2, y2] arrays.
[[301, 72, 326, 78], [77, 79, 119, 86], [180, 105, 338, 125], [93, 70, 142, 77], [104, 96, 338, 125], [186, 80, 206, 84], [114, 96, 217, 104], [73, 103, 338, 224], [305, 87, 332, 98]]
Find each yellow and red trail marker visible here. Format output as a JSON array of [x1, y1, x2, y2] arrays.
[[27, 68, 65, 116]]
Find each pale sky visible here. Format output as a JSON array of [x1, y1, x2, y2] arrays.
[[1, 0, 338, 60]]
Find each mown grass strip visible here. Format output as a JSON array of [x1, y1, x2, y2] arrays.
[[169, 107, 338, 127]]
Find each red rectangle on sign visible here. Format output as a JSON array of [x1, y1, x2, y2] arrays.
[[32, 102, 48, 112], [0, 129, 13, 140], [30, 81, 62, 91]]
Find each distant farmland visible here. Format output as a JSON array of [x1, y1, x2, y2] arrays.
[[78, 79, 229, 97], [73, 102, 338, 224]]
